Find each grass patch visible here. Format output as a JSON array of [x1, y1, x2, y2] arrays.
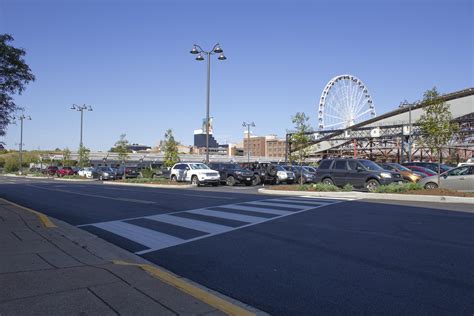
[[374, 182, 423, 193]]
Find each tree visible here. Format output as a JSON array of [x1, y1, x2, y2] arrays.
[[0, 34, 35, 137], [112, 134, 130, 163], [417, 87, 459, 183], [62, 147, 72, 166], [163, 129, 179, 168], [78, 144, 90, 167], [289, 112, 314, 184]]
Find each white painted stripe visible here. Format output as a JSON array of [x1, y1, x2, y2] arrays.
[[147, 214, 231, 234], [268, 199, 328, 206], [297, 196, 354, 201], [187, 209, 266, 223], [221, 204, 292, 216], [93, 221, 184, 249], [242, 201, 304, 209]]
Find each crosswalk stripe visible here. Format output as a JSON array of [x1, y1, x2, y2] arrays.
[[221, 204, 293, 216], [285, 197, 346, 203], [147, 214, 231, 234], [243, 201, 304, 209], [268, 199, 329, 206], [93, 221, 184, 249], [186, 209, 266, 223]]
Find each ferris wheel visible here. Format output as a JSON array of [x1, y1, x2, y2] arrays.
[[318, 74, 376, 130]]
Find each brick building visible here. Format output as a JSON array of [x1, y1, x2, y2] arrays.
[[242, 133, 286, 158]]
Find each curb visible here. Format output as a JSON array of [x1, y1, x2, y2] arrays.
[[0, 197, 57, 228], [103, 181, 194, 189], [258, 188, 474, 204], [54, 178, 97, 182]]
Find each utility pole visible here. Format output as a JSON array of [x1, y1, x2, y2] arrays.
[[16, 114, 31, 175], [242, 122, 255, 164], [70, 104, 93, 148]]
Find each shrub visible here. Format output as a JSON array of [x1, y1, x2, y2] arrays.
[[4, 156, 20, 172], [139, 168, 155, 179], [311, 183, 340, 192], [375, 182, 423, 193], [342, 183, 354, 192]]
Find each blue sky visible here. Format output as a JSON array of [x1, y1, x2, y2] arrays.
[[1, 0, 472, 151]]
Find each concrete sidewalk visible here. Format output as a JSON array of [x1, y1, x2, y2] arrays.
[[0, 199, 261, 315]]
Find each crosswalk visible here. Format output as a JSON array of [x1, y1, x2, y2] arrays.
[[80, 197, 349, 254]]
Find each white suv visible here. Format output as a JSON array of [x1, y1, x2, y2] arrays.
[[170, 163, 220, 186]]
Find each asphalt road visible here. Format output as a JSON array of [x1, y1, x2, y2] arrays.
[[1, 176, 473, 315]]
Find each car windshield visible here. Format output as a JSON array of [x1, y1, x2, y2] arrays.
[[277, 165, 287, 171], [303, 166, 316, 172], [189, 163, 210, 170], [101, 167, 113, 172], [390, 163, 410, 171], [359, 160, 383, 171], [223, 164, 240, 170]]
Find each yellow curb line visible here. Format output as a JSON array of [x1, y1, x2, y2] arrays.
[[113, 260, 255, 316], [0, 197, 56, 228]]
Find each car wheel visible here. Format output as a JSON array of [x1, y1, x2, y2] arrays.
[[191, 175, 200, 187], [366, 179, 380, 192], [424, 182, 438, 190], [322, 178, 334, 186], [252, 175, 261, 186], [171, 175, 177, 182], [226, 176, 236, 186]]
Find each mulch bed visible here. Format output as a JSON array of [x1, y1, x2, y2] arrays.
[[398, 188, 474, 197]]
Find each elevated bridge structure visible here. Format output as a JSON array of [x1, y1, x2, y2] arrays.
[[286, 88, 474, 163]]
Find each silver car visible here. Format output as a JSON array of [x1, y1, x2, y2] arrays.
[[419, 165, 474, 192]]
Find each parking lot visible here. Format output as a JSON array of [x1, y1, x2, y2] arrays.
[[1, 176, 472, 315]]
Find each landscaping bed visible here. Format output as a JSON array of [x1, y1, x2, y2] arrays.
[[398, 188, 474, 197], [116, 178, 188, 185]]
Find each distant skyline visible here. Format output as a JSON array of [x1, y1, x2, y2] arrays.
[[1, 0, 472, 151]]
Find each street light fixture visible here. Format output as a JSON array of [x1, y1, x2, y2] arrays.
[[242, 121, 255, 164], [70, 104, 93, 148], [14, 114, 31, 175], [189, 43, 227, 164]]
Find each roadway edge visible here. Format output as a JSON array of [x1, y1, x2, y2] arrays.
[[258, 188, 474, 204]]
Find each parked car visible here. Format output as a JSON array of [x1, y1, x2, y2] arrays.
[[115, 166, 141, 179], [404, 165, 437, 177], [283, 165, 316, 184], [303, 166, 318, 174], [77, 167, 96, 178], [95, 166, 117, 181], [43, 166, 58, 176], [276, 165, 295, 184], [240, 162, 278, 185], [378, 162, 422, 183], [208, 163, 254, 186], [170, 163, 219, 186], [419, 165, 474, 191], [56, 166, 76, 177], [315, 158, 403, 192], [403, 162, 451, 173]]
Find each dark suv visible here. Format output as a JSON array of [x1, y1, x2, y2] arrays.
[[240, 162, 278, 185], [315, 158, 403, 192], [208, 163, 254, 186]]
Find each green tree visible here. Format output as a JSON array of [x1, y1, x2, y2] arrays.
[[0, 34, 35, 137], [113, 134, 131, 163], [62, 147, 72, 166], [417, 87, 459, 183], [163, 129, 180, 168], [4, 154, 20, 172], [289, 112, 314, 184], [78, 145, 90, 167]]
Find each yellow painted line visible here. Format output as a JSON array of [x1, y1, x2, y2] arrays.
[[0, 197, 56, 228], [113, 260, 256, 316]]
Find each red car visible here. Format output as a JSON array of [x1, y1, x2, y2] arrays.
[[405, 165, 437, 177], [56, 167, 76, 177], [43, 166, 59, 176]]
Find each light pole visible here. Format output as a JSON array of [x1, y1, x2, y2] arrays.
[[15, 114, 31, 175], [400, 100, 412, 162], [190, 43, 227, 164], [242, 122, 255, 164], [70, 104, 93, 148]]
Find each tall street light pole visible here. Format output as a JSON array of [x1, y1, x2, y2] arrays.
[[70, 104, 93, 148], [190, 43, 227, 164], [400, 100, 413, 162], [15, 114, 31, 175], [242, 122, 255, 164]]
